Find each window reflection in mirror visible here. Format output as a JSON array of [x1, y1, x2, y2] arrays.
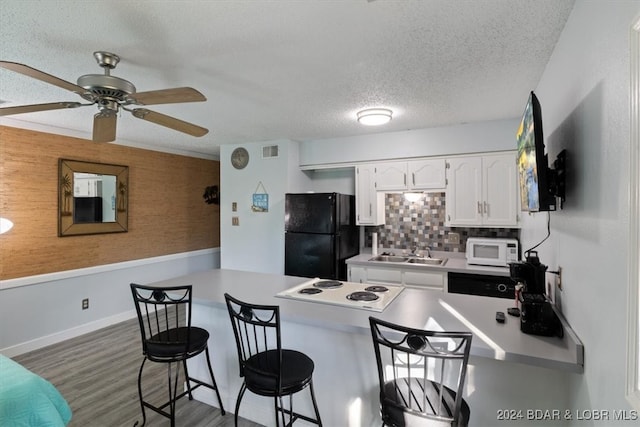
[[59, 159, 128, 236], [73, 173, 117, 223]]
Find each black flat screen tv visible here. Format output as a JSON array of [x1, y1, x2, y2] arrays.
[[516, 91, 557, 212]]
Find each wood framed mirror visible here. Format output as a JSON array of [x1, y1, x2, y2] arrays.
[[58, 158, 129, 236]]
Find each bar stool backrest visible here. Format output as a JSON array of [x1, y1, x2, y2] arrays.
[[369, 316, 472, 427], [130, 284, 192, 362], [225, 293, 283, 391]]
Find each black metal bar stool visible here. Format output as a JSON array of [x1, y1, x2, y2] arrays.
[[224, 293, 322, 427], [130, 283, 225, 426], [369, 316, 473, 427]]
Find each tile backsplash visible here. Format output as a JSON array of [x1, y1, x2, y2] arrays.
[[366, 193, 519, 253]]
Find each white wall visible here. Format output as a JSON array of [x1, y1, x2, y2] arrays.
[[0, 249, 220, 356], [299, 118, 520, 167], [220, 140, 312, 274], [520, 1, 640, 423]]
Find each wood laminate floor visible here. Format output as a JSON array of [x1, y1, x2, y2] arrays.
[[13, 318, 264, 427]]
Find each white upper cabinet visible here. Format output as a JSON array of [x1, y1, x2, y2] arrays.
[[355, 164, 385, 225], [375, 159, 446, 191], [408, 159, 447, 190], [445, 152, 518, 227], [375, 162, 408, 191], [482, 154, 519, 226], [446, 156, 483, 225]]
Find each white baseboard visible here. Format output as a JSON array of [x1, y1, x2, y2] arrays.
[[1, 248, 220, 290], [1, 309, 137, 358]]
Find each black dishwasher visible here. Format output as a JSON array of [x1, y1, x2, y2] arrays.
[[447, 272, 517, 299]]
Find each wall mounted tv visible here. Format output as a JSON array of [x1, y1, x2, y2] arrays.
[[516, 91, 566, 212]]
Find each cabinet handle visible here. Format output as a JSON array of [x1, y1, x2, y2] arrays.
[[477, 202, 482, 214], [412, 173, 415, 185], [484, 201, 488, 214], [404, 173, 407, 186], [369, 203, 372, 216]]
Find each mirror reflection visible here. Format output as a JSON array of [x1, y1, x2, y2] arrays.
[[59, 159, 128, 236], [72, 173, 117, 223]]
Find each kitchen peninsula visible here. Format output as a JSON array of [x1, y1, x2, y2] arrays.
[[147, 268, 583, 427]]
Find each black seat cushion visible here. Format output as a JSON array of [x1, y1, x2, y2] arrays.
[[381, 378, 470, 427], [244, 349, 314, 396], [146, 326, 209, 360]]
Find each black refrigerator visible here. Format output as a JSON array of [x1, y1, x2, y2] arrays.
[[285, 193, 359, 281]]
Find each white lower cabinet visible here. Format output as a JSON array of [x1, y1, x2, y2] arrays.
[[348, 266, 367, 284], [348, 265, 446, 291], [403, 270, 446, 290]]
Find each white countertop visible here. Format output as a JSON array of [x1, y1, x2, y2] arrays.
[[346, 249, 513, 276], [148, 268, 583, 373]]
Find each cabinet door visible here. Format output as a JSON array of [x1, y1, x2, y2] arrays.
[[403, 270, 446, 290], [408, 159, 446, 190], [348, 266, 367, 283], [355, 165, 384, 225], [365, 267, 403, 285], [375, 162, 408, 191], [446, 157, 482, 226], [482, 154, 518, 226]]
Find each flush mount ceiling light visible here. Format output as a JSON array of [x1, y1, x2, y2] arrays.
[[357, 108, 393, 126]]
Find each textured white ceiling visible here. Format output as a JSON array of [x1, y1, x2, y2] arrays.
[[0, 0, 575, 157]]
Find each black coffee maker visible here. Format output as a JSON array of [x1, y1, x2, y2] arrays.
[[509, 252, 563, 337]]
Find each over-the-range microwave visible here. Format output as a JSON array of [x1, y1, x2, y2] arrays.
[[466, 238, 519, 267]]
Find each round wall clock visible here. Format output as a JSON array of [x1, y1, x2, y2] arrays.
[[231, 147, 249, 169]]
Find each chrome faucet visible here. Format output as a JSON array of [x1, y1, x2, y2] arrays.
[[410, 246, 427, 257]]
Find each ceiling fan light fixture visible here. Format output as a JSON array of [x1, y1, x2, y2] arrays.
[[357, 108, 393, 126]]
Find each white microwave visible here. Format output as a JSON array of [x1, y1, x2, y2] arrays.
[[466, 238, 519, 267]]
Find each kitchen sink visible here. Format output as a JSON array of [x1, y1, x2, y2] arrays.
[[368, 255, 409, 263], [407, 257, 447, 266], [368, 255, 448, 266]]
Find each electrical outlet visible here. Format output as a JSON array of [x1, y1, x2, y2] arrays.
[[557, 266, 562, 290], [82, 298, 89, 310], [447, 232, 460, 244], [232, 216, 239, 226]]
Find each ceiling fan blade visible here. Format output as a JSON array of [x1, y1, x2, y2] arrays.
[[93, 112, 117, 142], [127, 87, 206, 105], [131, 108, 208, 137], [0, 61, 91, 98], [0, 101, 83, 116]]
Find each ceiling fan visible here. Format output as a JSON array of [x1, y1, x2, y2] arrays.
[[0, 51, 208, 142]]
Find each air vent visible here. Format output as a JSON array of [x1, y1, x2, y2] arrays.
[[262, 145, 279, 158]]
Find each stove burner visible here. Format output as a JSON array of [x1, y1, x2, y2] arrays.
[[365, 285, 389, 293], [346, 291, 379, 302], [299, 288, 323, 295], [314, 280, 343, 289]]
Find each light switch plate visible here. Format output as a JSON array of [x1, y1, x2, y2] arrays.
[[232, 216, 239, 226], [232, 202, 237, 212]]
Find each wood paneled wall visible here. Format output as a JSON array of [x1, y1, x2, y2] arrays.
[[0, 126, 220, 280]]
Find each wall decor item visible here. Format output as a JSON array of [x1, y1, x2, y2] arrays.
[[231, 147, 249, 169], [58, 158, 129, 236], [251, 181, 269, 212], [203, 185, 219, 205]]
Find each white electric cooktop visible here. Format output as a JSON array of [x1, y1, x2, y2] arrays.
[[276, 278, 404, 312]]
